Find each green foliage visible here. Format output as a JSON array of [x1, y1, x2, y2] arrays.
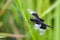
[[0, 0, 60, 40]]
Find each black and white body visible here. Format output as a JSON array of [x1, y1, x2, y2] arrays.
[[27, 9, 53, 35]]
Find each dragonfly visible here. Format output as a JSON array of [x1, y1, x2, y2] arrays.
[[27, 9, 54, 35]]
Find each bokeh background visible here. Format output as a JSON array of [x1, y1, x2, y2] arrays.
[[0, 0, 60, 40]]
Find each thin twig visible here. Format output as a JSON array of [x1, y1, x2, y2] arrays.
[[0, 33, 25, 38], [9, 15, 23, 40], [0, 0, 12, 17]]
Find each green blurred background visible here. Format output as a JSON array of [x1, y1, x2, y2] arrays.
[[0, 0, 60, 40]]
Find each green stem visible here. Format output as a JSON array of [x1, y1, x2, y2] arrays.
[[13, 0, 36, 40]]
